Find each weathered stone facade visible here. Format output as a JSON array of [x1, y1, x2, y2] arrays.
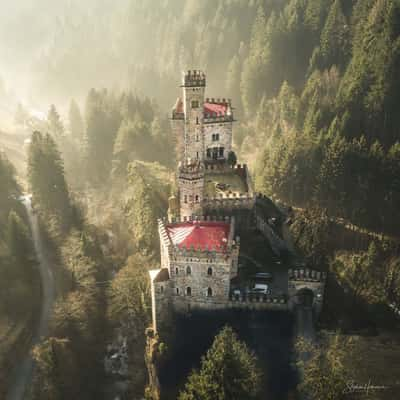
[[149, 217, 240, 331], [287, 268, 326, 313], [177, 160, 205, 221]]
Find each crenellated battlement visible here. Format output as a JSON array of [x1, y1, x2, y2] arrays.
[[178, 159, 205, 181], [288, 268, 327, 283], [182, 70, 206, 87], [205, 97, 231, 105]]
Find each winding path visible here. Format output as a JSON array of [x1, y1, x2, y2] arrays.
[[6, 196, 56, 400]]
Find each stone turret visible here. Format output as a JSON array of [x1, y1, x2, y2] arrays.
[[178, 158, 205, 220], [182, 70, 206, 161]]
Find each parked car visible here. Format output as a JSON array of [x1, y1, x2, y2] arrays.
[[232, 288, 241, 297], [248, 283, 270, 295]]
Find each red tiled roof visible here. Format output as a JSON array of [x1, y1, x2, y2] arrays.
[[204, 102, 228, 116], [173, 100, 229, 117], [173, 98, 184, 114], [166, 221, 230, 252]]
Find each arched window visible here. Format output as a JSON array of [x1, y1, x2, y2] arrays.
[[207, 267, 213, 276], [207, 287, 212, 297], [195, 195, 199, 203], [176, 287, 180, 295], [160, 286, 164, 293], [186, 287, 192, 296], [175, 267, 179, 275], [186, 266, 191, 275]]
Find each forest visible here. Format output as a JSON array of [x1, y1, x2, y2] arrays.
[[0, 0, 400, 400]]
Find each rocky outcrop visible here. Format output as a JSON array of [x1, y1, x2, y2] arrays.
[[144, 328, 161, 400]]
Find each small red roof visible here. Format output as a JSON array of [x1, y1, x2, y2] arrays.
[[166, 221, 230, 252], [173, 100, 229, 117], [204, 102, 228, 116], [173, 98, 184, 114]]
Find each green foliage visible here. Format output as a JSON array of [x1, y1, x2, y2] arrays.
[[68, 99, 84, 143], [84, 89, 121, 184], [331, 241, 395, 306], [296, 334, 351, 400], [179, 326, 262, 400], [31, 337, 80, 400], [125, 161, 170, 251], [47, 105, 64, 138], [0, 152, 19, 220], [37, 226, 108, 399], [0, 154, 37, 320], [227, 150, 237, 166], [27, 131, 71, 229], [290, 208, 332, 270], [113, 116, 152, 176], [107, 253, 152, 329], [317, 0, 349, 71]]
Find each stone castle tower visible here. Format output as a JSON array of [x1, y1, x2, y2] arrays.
[[171, 70, 236, 220], [177, 159, 205, 221]]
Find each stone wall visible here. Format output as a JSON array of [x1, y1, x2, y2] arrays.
[[183, 84, 205, 161], [178, 162, 205, 220], [150, 272, 171, 334], [287, 268, 326, 313], [171, 118, 184, 164], [255, 215, 287, 255], [203, 121, 233, 160]]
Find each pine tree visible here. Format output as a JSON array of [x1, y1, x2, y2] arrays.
[[68, 99, 84, 142], [179, 326, 262, 400], [48, 104, 65, 138], [27, 131, 71, 228], [0, 153, 19, 221], [84, 89, 121, 183], [296, 335, 349, 400], [319, 0, 349, 70], [6, 211, 35, 279]]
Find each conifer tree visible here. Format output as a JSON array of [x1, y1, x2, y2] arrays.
[[27, 131, 71, 227], [6, 210, 35, 280], [179, 326, 262, 400], [319, 0, 349, 70], [48, 104, 65, 138], [68, 99, 84, 142]]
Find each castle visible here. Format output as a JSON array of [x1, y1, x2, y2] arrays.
[[149, 71, 326, 333]]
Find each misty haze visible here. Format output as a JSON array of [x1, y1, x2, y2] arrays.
[[1, 1, 400, 400]]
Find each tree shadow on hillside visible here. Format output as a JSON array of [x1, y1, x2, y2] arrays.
[[159, 309, 297, 400]]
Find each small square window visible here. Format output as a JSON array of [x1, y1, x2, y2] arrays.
[[191, 100, 199, 109]]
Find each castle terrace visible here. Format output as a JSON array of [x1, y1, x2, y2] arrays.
[[204, 172, 248, 198], [165, 221, 230, 252]]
